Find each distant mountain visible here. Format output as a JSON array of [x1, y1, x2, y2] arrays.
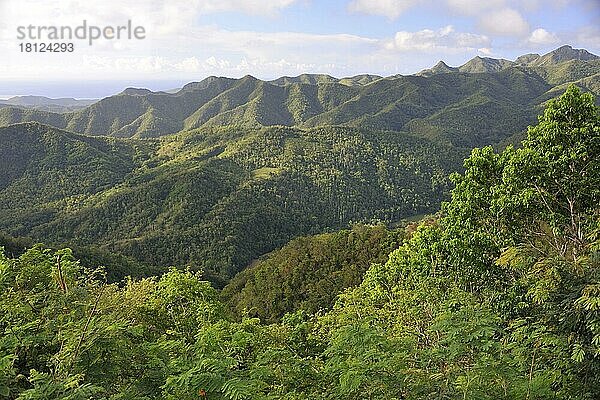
[[338, 74, 384, 86], [530, 45, 598, 66], [0, 95, 97, 113], [418, 45, 599, 76], [1, 95, 96, 107], [416, 61, 458, 77], [270, 73, 338, 86], [0, 46, 598, 148], [269, 73, 383, 86], [458, 56, 514, 73], [120, 88, 155, 96]]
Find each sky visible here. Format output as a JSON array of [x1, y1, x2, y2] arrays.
[[0, 0, 599, 98]]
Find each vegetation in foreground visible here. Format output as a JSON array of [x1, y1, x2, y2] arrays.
[[0, 86, 599, 399]]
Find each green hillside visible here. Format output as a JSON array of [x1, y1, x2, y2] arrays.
[[0, 46, 598, 285], [0, 123, 464, 281], [0, 122, 146, 212], [221, 224, 405, 323]]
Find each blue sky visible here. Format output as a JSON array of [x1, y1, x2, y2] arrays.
[[0, 0, 599, 98]]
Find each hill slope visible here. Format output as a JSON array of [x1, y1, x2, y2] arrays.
[[221, 224, 404, 322], [0, 122, 464, 280]]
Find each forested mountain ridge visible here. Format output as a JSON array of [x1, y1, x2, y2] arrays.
[[0, 46, 597, 147], [0, 86, 597, 399], [0, 122, 149, 218], [417, 45, 599, 75], [0, 122, 464, 281]]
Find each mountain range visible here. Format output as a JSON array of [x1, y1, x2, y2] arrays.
[[416, 45, 599, 76], [1, 45, 598, 148]]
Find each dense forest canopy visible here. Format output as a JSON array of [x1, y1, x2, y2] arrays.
[[0, 123, 462, 282], [221, 224, 405, 323], [0, 86, 598, 399]]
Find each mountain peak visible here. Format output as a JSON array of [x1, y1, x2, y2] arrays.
[[415, 45, 598, 78], [416, 60, 458, 76], [548, 45, 597, 60], [269, 73, 339, 86], [459, 56, 513, 73], [529, 45, 599, 66], [178, 76, 238, 93], [241, 74, 259, 81]]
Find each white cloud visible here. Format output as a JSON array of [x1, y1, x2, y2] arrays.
[[78, 55, 318, 76], [0, 0, 300, 40], [478, 8, 529, 37], [527, 28, 560, 45], [446, 0, 506, 15], [445, 0, 568, 15], [446, 1, 542, 40], [190, 27, 378, 62], [348, 0, 420, 19], [194, 0, 298, 15], [3, 0, 299, 19], [384, 25, 490, 52]]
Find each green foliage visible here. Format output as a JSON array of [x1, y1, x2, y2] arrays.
[[0, 232, 163, 283], [0, 246, 228, 399], [317, 85, 600, 398], [222, 224, 404, 322], [0, 86, 598, 399]]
